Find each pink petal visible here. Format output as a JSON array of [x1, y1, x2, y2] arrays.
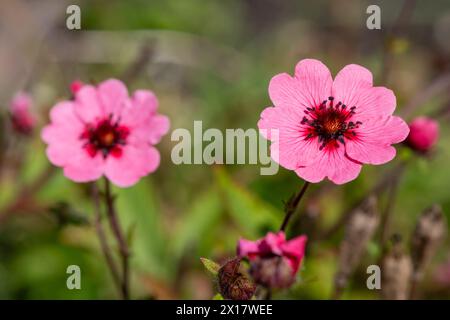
[[124, 90, 169, 146], [121, 90, 156, 127], [148, 115, 170, 144], [63, 152, 104, 183], [74, 85, 104, 123], [295, 145, 362, 184], [332, 64, 373, 108], [258, 106, 321, 168], [133, 89, 158, 114], [104, 145, 160, 187], [43, 127, 84, 166], [269, 59, 332, 110], [352, 86, 397, 119], [42, 102, 83, 142], [97, 79, 129, 119], [345, 116, 409, 165], [41, 101, 89, 168], [237, 238, 260, 257], [280, 235, 307, 273], [259, 232, 286, 255]]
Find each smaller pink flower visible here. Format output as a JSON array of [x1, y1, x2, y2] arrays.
[[406, 116, 439, 153], [70, 80, 85, 95], [10, 92, 36, 135], [237, 231, 307, 274], [42, 79, 170, 187]]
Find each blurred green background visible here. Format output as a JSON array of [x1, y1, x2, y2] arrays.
[[0, 0, 449, 299]]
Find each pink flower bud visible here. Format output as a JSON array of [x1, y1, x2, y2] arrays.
[[406, 116, 439, 153], [9, 92, 36, 135], [70, 80, 84, 95]]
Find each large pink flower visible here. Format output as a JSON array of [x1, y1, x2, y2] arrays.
[[42, 79, 170, 187], [258, 59, 409, 184], [237, 231, 307, 274]]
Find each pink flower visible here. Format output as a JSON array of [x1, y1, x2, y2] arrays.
[[10, 92, 36, 134], [258, 59, 410, 184], [406, 116, 439, 153], [42, 79, 170, 187], [237, 232, 307, 275]]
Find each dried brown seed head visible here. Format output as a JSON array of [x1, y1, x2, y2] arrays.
[[381, 237, 413, 300], [411, 204, 447, 276], [334, 195, 379, 293], [218, 257, 256, 300]]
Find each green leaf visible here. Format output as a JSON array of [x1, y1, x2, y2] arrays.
[[214, 167, 280, 237], [200, 257, 220, 276], [212, 293, 224, 300], [171, 188, 222, 261], [115, 179, 172, 280]]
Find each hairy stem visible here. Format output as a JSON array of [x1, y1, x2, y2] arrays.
[[91, 183, 122, 294], [280, 181, 310, 232], [104, 178, 130, 300]]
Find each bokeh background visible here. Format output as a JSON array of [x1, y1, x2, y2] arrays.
[[0, 0, 450, 299]]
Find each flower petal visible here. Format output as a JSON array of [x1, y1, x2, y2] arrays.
[[280, 235, 307, 273], [353, 86, 397, 119], [345, 116, 409, 165], [259, 232, 286, 256], [63, 152, 104, 183], [332, 64, 373, 108], [104, 145, 160, 187], [258, 106, 321, 168], [269, 59, 332, 110], [237, 238, 260, 257], [295, 144, 362, 184], [74, 85, 104, 123], [97, 79, 129, 119]]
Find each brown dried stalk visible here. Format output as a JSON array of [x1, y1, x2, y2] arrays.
[[381, 236, 413, 300], [332, 196, 379, 299], [410, 204, 447, 299]]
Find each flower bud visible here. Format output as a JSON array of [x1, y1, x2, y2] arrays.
[[406, 116, 439, 153], [9, 92, 35, 135], [250, 256, 295, 288], [70, 80, 84, 95], [218, 258, 256, 300]]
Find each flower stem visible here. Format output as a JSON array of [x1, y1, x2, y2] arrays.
[[103, 178, 130, 300], [280, 181, 310, 232], [91, 183, 122, 294]]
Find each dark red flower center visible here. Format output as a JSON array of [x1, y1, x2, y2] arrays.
[[80, 116, 130, 158], [301, 96, 362, 150]]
